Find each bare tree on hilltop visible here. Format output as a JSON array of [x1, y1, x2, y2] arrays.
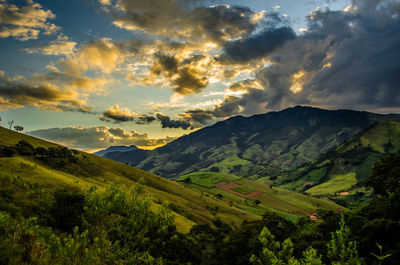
[[8, 120, 14, 130]]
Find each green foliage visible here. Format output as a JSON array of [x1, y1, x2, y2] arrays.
[[250, 226, 323, 265], [251, 215, 361, 265], [327, 215, 361, 265], [49, 189, 85, 233], [370, 243, 392, 265], [0, 183, 177, 264], [82, 182, 175, 254], [366, 155, 400, 196], [15, 140, 34, 156]]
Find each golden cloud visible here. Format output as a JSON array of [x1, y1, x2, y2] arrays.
[[24, 35, 77, 55], [0, 72, 91, 112], [0, 0, 59, 41], [28, 126, 176, 150]]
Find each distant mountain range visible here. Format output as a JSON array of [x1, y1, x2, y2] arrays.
[[104, 106, 400, 179], [94, 145, 140, 157]]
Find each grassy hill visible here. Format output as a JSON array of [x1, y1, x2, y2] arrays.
[[0, 126, 260, 232], [104, 106, 400, 179], [276, 121, 400, 203], [176, 172, 343, 220]]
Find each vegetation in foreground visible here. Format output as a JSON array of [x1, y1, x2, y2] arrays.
[[0, 154, 399, 264]]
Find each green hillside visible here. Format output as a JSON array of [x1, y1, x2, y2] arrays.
[[0, 127, 259, 232], [176, 172, 343, 219], [278, 121, 400, 202]]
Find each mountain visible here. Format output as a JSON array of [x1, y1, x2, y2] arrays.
[[277, 120, 400, 201], [0, 126, 342, 222], [0, 126, 259, 232], [105, 106, 400, 179], [93, 145, 140, 157]]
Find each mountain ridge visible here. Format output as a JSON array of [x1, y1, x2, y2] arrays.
[[94, 145, 140, 157], [105, 106, 400, 179]]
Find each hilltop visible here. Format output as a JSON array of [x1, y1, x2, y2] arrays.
[[105, 106, 400, 179]]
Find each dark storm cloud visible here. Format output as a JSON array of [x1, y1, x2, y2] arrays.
[[299, 0, 400, 109], [223, 27, 296, 62], [215, 0, 400, 113], [156, 113, 191, 130]]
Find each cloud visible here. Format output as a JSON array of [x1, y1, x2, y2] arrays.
[[0, 0, 59, 41], [222, 26, 296, 62], [136, 114, 156, 125], [172, 67, 209, 95], [27, 126, 176, 150], [178, 109, 214, 128], [24, 35, 77, 56], [99, 104, 157, 124], [156, 113, 191, 130], [0, 72, 91, 112], [254, 0, 400, 111], [0, 37, 125, 113], [105, 1, 262, 43], [57, 38, 126, 74], [147, 53, 210, 95], [100, 104, 136, 122], [181, 0, 400, 119], [98, 1, 269, 96]]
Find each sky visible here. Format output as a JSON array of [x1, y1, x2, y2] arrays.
[[1, 0, 399, 151]]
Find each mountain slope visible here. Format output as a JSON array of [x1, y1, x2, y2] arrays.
[[278, 120, 400, 198], [94, 145, 139, 157], [105, 106, 400, 179], [0, 126, 259, 232], [0, 127, 343, 224], [176, 172, 342, 218]]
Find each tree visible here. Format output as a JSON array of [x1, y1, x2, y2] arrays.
[[366, 155, 400, 196], [327, 215, 361, 265], [14, 125, 23, 132], [8, 120, 14, 130]]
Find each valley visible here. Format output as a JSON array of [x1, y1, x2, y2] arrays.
[[1, 106, 399, 264]]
